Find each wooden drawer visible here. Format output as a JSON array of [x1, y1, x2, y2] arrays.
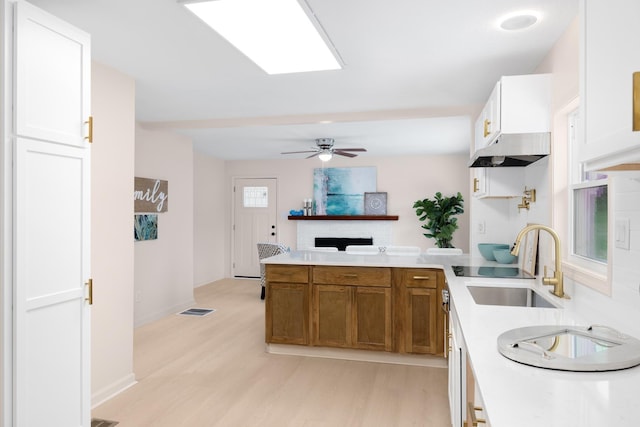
[[313, 266, 391, 287], [401, 268, 438, 289], [266, 264, 309, 283]]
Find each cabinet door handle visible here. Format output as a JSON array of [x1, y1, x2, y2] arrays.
[[473, 178, 479, 193], [468, 402, 486, 425], [84, 116, 93, 143], [412, 276, 430, 280], [342, 273, 358, 278], [85, 278, 93, 305], [634, 72, 640, 131], [483, 119, 491, 137]]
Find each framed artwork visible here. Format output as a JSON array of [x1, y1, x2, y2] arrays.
[[364, 192, 387, 215], [134, 177, 168, 213], [134, 214, 158, 241], [313, 167, 376, 215]]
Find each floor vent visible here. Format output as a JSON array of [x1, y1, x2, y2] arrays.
[[178, 308, 216, 317], [91, 419, 119, 427]]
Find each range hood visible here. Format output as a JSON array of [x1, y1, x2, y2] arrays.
[[469, 133, 550, 168]]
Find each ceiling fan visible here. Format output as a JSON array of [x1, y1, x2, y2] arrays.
[[281, 138, 367, 161]]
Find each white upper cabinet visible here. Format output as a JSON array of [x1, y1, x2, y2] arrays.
[[474, 74, 551, 150], [579, 0, 640, 171], [472, 167, 524, 199]]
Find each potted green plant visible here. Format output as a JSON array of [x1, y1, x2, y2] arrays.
[[413, 192, 464, 248]]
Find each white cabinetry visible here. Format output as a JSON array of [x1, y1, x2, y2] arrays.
[[448, 305, 466, 427], [579, 0, 640, 171], [467, 357, 491, 427], [471, 74, 549, 198], [476, 83, 501, 150], [475, 74, 551, 150], [472, 167, 524, 198]]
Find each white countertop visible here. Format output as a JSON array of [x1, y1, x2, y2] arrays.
[[264, 250, 640, 427]]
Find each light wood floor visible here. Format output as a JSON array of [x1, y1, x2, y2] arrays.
[[92, 278, 451, 426]]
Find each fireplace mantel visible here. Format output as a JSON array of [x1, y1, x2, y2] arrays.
[[288, 215, 398, 221]]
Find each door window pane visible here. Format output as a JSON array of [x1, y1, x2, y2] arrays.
[[573, 184, 607, 262], [243, 186, 268, 208]]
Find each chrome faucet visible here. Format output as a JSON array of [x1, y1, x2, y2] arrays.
[[511, 224, 568, 299]]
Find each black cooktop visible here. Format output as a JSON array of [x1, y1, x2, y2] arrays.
[[452, 265, 535, 279]]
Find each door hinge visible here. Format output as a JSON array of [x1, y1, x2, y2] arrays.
[[85, 278, 93, 305], [84, 116, 93, 143]]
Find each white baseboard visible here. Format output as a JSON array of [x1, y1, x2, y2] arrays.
[[91, 373, 137, 409], [266, 344, 448, 368]]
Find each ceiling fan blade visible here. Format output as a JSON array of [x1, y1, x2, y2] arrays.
[[281, 150, 317, 154], [305, 152, 321, 159], [334, 151, 358, 158], [335, 148, 367, 152]]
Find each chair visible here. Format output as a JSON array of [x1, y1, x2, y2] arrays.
[[257, 243, 289, 300]]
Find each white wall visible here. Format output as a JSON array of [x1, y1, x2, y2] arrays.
[[224, 153, 471, 276], [134, 125, 195, 326], [193, 152, 226, 286], [90, 61, 136, 404]]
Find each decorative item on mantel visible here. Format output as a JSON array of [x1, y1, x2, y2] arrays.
[[413, 192, 464, 248], [313, 166, 376, 215], [364, 192, 387, 215]]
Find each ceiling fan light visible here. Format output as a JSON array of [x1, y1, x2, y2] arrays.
[[318, 151, 333, 162]]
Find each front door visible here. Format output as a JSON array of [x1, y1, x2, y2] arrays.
[[233, 178, 277, 277], [13, 2, 91, 426]]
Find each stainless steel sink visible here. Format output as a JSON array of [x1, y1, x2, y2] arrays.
[[467, 285, 558, 308]]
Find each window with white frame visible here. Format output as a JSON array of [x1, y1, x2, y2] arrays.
[[568, 109, 608, 269], [243, 186, 269, 208]]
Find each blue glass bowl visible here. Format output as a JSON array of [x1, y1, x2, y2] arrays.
[[478, 243, 510, 261], [493, 249, 518, 264]]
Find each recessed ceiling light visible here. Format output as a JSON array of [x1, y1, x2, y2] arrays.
[[182, 0, 343, 75], [497, 11, 541, 31]]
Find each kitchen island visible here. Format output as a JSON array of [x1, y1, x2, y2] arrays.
[[262, 250, 448, 359], [262, 250, 640, 427]]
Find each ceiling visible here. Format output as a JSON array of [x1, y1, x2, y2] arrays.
[[29, 0, 579, 160]]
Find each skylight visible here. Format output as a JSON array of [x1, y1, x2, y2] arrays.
[[183, 0, 343, 75]]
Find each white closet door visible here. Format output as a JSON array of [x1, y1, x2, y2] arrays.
[[15, 0, 90, 146], [14, 2, 91, 426]]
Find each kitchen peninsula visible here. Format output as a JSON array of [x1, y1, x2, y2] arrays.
[[262, 250, 640, 427], [262, 250, 447, 357]]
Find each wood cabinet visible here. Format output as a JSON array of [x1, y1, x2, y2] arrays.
[[579, 0, 640, 171], [265, 263, 444, 356], [312, 266, 392, 351], [265, 265, 310, 345], [395, 268, 444, 355]]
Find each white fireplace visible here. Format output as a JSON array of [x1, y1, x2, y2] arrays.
[[295, 220, 393, 250]]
